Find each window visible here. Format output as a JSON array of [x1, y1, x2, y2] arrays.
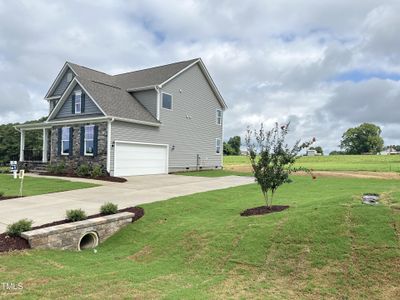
[[66, 72, 73, 83], [216, 109, 223, 125], [216, 138, 221, 154], [74, 91, 82, 114], [61, 127, 70, 155], [84, 125, 94, 156], [162, 93, 172, 110]]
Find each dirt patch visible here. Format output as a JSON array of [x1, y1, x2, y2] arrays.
[[0, 207, 144, 253], [39, 172, 127, 183], [241, 205, 289, 216], [128, 245, 153, 262], [226, 165, 400, 180], [0, 234, 30, 252]]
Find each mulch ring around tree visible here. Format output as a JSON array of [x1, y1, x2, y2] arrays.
[[0, 207, 144, 253], [240, 205, 289, 216]]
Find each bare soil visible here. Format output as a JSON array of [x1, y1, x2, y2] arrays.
[[226, 165, 400, 180]]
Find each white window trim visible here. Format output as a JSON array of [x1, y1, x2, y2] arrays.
[[216, 138, 222, 154], [161, 92, 173, 110], [216, 109, 222, 125], [75, 90, 82, 114], [61, 127, 70, 156], [84, 125, 94, 156]]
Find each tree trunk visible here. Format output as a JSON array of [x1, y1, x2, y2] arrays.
[[263, 191, 269, 207]]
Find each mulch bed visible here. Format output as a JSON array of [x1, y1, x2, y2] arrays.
[[39, 172, 127, 183], [0, 207, 144, 253], [240, 205, 289, 216]]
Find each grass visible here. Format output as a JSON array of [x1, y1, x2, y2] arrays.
[[1, 176, 399, 298], [0, 174, 97, 197], [224, 155, 400, 172]]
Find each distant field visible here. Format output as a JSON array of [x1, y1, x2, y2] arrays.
[[224, 155, 400, 172]]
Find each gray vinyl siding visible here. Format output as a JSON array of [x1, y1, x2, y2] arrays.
[[132, 89, 158, 118], [51, 69, 75, 97], [110, 64, 224, 174], [54, 83, 104, 119]]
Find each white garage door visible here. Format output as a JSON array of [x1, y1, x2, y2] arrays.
[[114, 142, 168, 176]]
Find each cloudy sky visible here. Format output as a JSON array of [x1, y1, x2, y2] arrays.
[[1, 0, 399, 152]]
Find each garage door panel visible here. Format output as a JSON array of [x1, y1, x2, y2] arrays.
[[114, 142, 168, 176]]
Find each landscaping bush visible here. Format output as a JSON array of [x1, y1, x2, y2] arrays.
[[66, 209, 87, 222], [47, 163, 66, 175], [100, 202, 118, 215], [76, 164, 91, 177], [91, 165, 104, 178], [6, 219, 33, 237], [0, 191, 4, 197]]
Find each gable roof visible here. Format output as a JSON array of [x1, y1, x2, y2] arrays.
[[114, 58, 199, 90], [46, 58, 226, 124]]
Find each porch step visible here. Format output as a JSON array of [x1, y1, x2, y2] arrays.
[[18, 162, 49, 173]]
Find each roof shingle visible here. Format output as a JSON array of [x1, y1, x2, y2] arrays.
[[64, 58, 200, 123]]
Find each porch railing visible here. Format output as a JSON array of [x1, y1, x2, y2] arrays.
[[23, 149, 43, 162]]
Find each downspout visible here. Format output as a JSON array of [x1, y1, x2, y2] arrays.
[[155, 85, 161, 120], [106, 117, 115, 174]]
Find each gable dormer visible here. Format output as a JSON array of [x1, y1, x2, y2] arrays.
[[45, 63, 76, 99], [48, 80, 104, 120]]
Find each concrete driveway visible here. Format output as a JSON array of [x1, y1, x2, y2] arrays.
[[0, 174, 253, 233]]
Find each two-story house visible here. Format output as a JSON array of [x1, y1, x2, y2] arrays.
[[15, 58, 227, 176]]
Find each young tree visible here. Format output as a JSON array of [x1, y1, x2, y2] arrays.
[[340, 123, 384, 154], [245, 123, 315, 208]]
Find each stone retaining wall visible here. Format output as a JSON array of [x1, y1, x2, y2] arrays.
[[21, 212, 134, 250]]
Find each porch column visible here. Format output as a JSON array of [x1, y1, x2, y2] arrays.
[[19, 130, 25, 162], [42, 128, 48, 163]]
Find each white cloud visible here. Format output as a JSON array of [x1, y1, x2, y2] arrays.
[[0, 0, 399, 152]]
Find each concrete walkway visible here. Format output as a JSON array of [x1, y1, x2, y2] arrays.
[[0, 174, 253, 233]]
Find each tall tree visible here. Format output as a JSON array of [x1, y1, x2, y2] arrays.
[[227, 136, 241, 155], [340, 123, 384, 154]]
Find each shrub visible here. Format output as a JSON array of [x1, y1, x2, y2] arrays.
[[0, 191, 4, 197], [66, 209, 87, 222], [47, 163, 66, 175], [91, 165, 104, 178], [6, 219, 33, 237], [100, 202, 118, 215], [76, 164, 91, 177]]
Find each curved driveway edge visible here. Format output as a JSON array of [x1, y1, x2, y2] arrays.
[[0, 175, 254, 233]]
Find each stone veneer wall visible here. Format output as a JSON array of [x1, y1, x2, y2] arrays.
[[21, 212, 135, 250], [49, 122, 107, 171]]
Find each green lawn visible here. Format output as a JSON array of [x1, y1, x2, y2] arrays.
[[0, 174, 97, 197], [224, 155, 400, 172], [1, 176, 399, 298]]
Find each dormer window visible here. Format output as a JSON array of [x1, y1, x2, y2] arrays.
[[74, 90, 82, 114], [66, 72, 73, 83]]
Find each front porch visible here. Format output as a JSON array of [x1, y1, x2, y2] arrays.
[[15, 123, 52, 164]]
